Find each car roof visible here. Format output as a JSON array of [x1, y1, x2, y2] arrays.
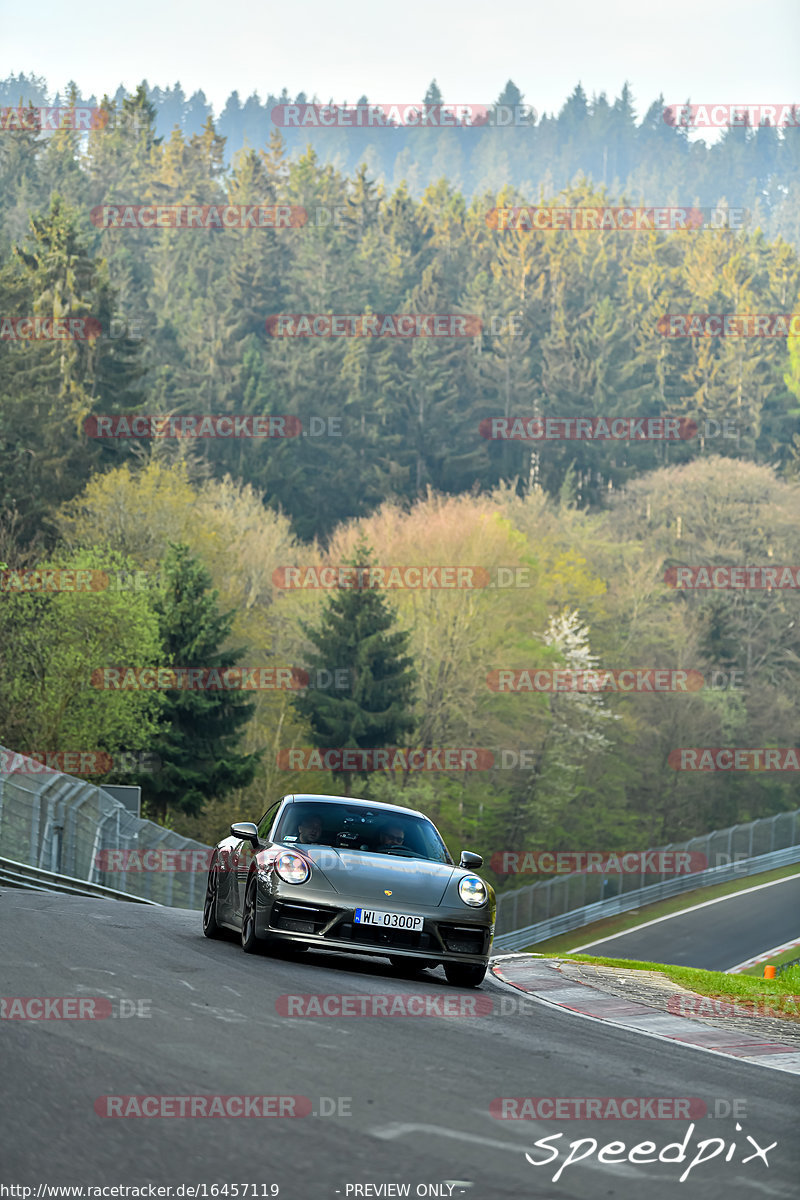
[[283, 793, 426, 819]]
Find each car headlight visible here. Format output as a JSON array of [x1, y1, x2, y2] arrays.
[[458, 875, 487, 906], [274, 851, 310, 885]]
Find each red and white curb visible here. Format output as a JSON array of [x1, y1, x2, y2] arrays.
[[726, 936, 800, 974], [490, 956, 800, 1075]]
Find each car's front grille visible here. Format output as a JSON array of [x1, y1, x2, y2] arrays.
[[270, 901, 338, 935], [438, 924, 488, 955], [334, 921, 431, 951]]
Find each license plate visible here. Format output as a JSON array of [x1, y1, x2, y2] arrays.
[[354, 908, 423, 931]]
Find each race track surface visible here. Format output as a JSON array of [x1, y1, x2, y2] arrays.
[[573, 874, 800, 967], [1, 888, 798, 1199]]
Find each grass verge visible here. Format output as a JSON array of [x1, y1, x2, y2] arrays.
[[550, 954, 800, 1022]]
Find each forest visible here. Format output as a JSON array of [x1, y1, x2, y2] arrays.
[[1, 74, 799, 887]]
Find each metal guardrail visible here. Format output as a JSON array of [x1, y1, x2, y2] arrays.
[[492, 844, 800, 952], [0, 855, 160, 903], [494, 807, 800, 938], [0, 745, 211, 908]]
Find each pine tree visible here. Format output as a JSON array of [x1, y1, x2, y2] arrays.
[[0, 196, 143, 544], [294, 537, 417, 793], [144, 544, 259, 824]]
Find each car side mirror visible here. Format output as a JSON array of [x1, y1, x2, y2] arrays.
[[230, 821, 260, 848], [460, 850, 483, 869]]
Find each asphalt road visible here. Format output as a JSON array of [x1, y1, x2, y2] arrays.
[[1, 888, 798, 1200], [571, 875, 800, 968]]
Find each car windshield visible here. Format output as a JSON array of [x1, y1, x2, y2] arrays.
[[274, 802, 451, 863]]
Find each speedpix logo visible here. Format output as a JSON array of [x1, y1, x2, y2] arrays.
[[522, 1121, 776, 1184]]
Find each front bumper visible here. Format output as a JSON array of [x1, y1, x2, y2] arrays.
[[255, 894, 493, 964]]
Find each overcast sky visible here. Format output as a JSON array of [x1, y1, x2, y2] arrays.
[[2, 0, 798, 125]]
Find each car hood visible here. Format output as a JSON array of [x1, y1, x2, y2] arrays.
[[301, 847, 457, 906]]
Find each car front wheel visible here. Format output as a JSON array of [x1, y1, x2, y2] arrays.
[[241, 876, 262, 954], [444, 962, 487, 988]]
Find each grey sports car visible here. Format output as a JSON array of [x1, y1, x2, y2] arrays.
[[202, 793, 495, 987]]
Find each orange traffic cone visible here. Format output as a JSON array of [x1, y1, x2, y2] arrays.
[[764, 965, 776, 979]]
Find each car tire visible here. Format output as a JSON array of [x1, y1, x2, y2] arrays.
[[444, 962, 487, 988], [241, 875, 262, 954], [202, 858, 224, 939], [389, 957, 428, 977]]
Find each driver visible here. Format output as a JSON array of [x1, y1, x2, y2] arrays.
[[378, 823, 405, 849], [296, 814, 323, 844]]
